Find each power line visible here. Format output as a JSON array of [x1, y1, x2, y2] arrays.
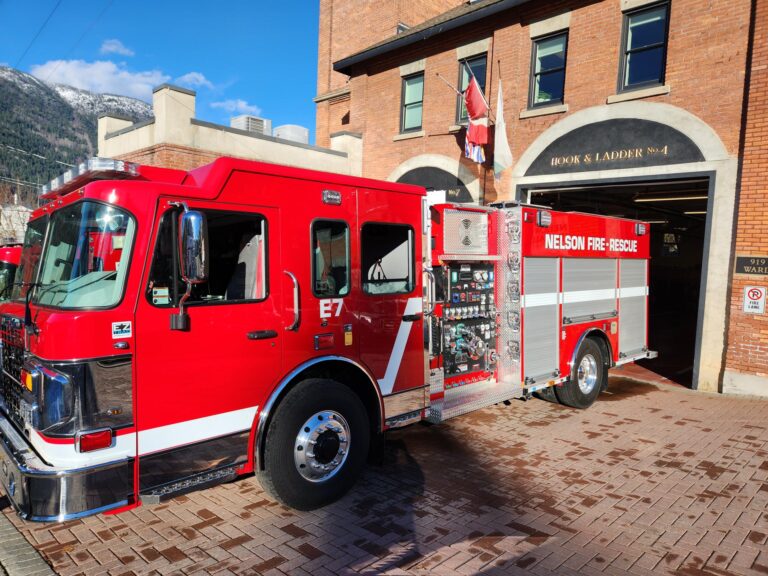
[[0, 175, 40, 188], [42, 0, 114, 84], [0, 143, 74, 167], [14, 0, 64, 68]]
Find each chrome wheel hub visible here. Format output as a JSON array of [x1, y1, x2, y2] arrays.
[[577, 354, 598, 394], [294, 410, 350, 483]]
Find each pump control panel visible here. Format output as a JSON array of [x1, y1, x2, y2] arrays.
[[444, 263, 495, 320], [441, 262, 497, 376]]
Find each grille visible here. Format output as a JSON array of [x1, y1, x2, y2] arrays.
[[0, 315, 25, 427]]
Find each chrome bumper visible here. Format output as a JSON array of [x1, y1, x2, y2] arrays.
[[0, 414, 133, 522]]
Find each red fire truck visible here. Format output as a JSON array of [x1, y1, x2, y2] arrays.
[[0, 158, 654, 521], [0, 245, 21, 301]]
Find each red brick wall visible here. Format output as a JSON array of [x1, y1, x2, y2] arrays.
[[315, 0, 462, 145], [117, 144, 224, 172], [725, 1, 768, 378], [317, 0, 750, 201]]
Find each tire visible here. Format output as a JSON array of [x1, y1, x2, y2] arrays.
[[534, 386, 560, 404], [555, 338, 605, 409], [257, 378, 369, 510]]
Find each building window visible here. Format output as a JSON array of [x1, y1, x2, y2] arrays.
[[456, 54, 487, 123], [312, 220, 350, 297], [529, 33, 568, 107], [361, 223, 414, 295], [619, 2, 670, 91], [400, 73, 424, 133]]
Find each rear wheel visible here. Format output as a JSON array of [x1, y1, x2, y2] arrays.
[[257, 378, 369, 510], [534, 386, 560, 403], [555, 338, 605, 409]]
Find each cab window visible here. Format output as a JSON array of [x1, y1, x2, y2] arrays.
[[361, 223, 414, 295], [147, 209, 267, 306], [312, 220, 350, 297]]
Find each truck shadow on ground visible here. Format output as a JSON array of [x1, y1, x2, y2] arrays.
[[313, 399, 586, 574]]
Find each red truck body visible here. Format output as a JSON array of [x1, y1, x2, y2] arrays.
[[0, 158, 653, 521]]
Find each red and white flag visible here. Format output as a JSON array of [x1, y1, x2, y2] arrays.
[[464, 76, 489, 146]]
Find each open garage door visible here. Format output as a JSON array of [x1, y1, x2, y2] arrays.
[[529, 178, 709, 387]]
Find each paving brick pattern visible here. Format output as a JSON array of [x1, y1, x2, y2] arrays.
[[0, 499, 54, 576], [2, 376, 768, 575]]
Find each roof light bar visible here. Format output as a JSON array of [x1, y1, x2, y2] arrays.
[[40, 158, 140, 201]]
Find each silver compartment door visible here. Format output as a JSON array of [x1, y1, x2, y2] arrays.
[[562, 258, 617, 323], [523, 258, 559, 382], [619, 259, 648, 356]]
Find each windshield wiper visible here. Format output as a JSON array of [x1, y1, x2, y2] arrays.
[[21, 281, 41, 335]]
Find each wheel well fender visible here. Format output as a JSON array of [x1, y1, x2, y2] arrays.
[[571, 328, 614, 374], [255, 356, 383, 470]]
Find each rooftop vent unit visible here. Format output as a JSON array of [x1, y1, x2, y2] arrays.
[[273, 124, 310, 145], [231, 115, 272, 136]]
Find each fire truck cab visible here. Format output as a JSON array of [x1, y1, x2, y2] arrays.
[[0, 244, 21, 302], [0, 158, 654, 521]]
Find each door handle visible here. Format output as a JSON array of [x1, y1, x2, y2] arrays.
[[247, 330, 278, 340], [284, 270, 300, 331], [402, 313, 422, 322]]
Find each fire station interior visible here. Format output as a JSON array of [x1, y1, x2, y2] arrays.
[[529, 178, 709, 387]]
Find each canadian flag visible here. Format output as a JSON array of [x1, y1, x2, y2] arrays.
[[464, 76, 489, 146]]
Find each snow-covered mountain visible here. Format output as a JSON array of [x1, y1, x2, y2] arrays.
[[52, 82, 152, 120], [0, 66, 152, 206]]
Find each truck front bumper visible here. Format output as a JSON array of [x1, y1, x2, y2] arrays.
[[0, 414, 133, 522]]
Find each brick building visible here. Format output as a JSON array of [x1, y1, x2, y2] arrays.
[[315, 0, 767, 395]]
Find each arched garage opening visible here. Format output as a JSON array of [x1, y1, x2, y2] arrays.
[[389, 154, 480, 204], [397, 167, 473, 203], [512, 102, 737, 392]]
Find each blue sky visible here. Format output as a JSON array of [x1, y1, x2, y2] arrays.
[[0, 1, 320, 140]]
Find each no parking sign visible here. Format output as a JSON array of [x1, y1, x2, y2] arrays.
[[744, 286, 766, 314]]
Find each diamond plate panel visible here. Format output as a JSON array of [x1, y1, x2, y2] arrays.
[[439, 377, 520, 421], [443, 210, 488, 254], [498, 207, 522, 392], [426, 368, 445, 423]]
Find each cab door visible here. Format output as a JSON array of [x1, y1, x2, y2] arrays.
[[279, 183, 357, 374], [356, 190, 425, 398], [134, 199, 283, 492]]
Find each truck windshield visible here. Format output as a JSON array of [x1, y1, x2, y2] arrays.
[[0, 262, 18, 300], [14, 202, 135, 309], [11, 216, 47, 302]]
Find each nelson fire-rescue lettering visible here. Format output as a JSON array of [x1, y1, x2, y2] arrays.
[[0, 158, 655, 521], [544, 234, 638, 253]]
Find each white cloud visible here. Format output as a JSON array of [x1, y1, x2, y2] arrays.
[[175, 71, 214, 90], [210, 99, 261, 116], [30, 60, 169, 101], [100, 39, 134, 57]]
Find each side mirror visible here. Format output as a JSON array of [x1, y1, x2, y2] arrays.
[[171, 209, 208, 331], [178, 210, 209, 284]]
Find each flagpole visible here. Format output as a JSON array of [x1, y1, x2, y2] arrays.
[[434, 72, 463, 97]]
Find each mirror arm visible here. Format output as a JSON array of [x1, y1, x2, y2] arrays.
[[170, 201, 192, 331], [169, 201, 190, 213], [171, 284, 192, 331]]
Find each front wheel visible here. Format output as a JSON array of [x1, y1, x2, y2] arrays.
[[257, 378, 369, 510], [555, 338, 605, 409]]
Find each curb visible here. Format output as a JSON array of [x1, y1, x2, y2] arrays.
[[0, 502, 54, 576]]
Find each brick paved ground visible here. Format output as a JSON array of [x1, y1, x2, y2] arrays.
[[2, 374, 768, 575]]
